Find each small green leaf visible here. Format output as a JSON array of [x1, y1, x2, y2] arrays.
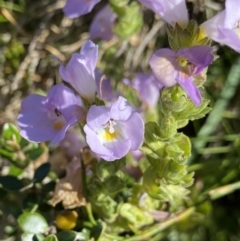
[[57, 231, 77, 241], [33, 234, 45, 241], [34, 163, 51, 183], [0, 175, 23, 191], [18, 213, 48, 234], [2, 123, 21, 143], [21, 233, 34, 241], [44, 235, 58, 241]]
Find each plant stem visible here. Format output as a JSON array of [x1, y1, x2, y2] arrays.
[[124, 207, 195, 241]]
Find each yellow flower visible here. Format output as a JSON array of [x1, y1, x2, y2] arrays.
[[56, 211, 78, 230]]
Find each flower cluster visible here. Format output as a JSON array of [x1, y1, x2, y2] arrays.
[[18, 0, 240, 163], [18, 41, 144, 161]]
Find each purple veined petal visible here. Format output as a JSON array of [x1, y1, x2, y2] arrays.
[[60, 54, 97, 102], [217, 27, 240, 53], [110, 96, 132, 121], [120, 112, 144, 151], [84, 125, 113, 159], [50, 116, 78, 146], [103, 137, 131, 161], [90, 5, 116, 41], [80, 40, 98, 73], [149, 48, 178, 87], [200, 11, 226, 40], [86, 105, 110, 130], [177, 46, 214, 75], [63, 0, 101, 18], [138, 0, 188, 26], [176, 72, 202, 106], [224, 0, 240, 28]]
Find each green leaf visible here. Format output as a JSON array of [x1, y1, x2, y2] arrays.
[[21, 233, 34, 241], [44, 235, 58, 241], [56, 231, 77, 241], [2, 123, 21, 143], [33, 234, 45, 241], [8, 164, 24, 177], [0, 175, 23, 191], [22, 192, 39, 211], [34, 163, 51, 183], [18, 213, 48, 234], [90, 224, 102, 241]]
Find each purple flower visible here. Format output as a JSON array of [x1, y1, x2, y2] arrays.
[[63, 0, 101, 18], [150, 46, 213, 106], [18, 84, 84, 146], [60, 40, 98, 102], [90, 5, 117, 41], [138, 0, 188, 26], [95, 69, 119, 102], [83, 96, 144, 161], [201, 0, 240, 52], [124, 73, 162, 108]]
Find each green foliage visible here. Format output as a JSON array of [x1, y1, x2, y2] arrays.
[[18, 212, 48, 234], [167, 20, 211, 51], [109, 0, 143, 39]]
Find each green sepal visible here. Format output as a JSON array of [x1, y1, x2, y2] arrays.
[[167, 20, 211, 51], [173, 98, 211, 121], [119, 203, 154, 228], [161, 85, 188, 113]]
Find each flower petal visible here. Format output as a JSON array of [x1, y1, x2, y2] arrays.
[[63, 0, 101, 18], [86, 105, 110, 130], [176, 73, 202, 106], [177, 46, 213, 75], [110, 97, 132, 121], [50, 117, 78, 146], [84, 125, 113, 160], [121, 112, 144, 151], [80, 40, 98, 73], [217, 27, 240, 53], [200, 11, 226, 40], [225, 0, 240, 28], [60, 54, 97, 102], [138, 0, 188, 26], [149, 48, 177, 87], [90, 5, 116, 41]]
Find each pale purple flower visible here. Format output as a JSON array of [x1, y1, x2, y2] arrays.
[[18, 84, 84, 146], [90, 5, 116, 41], [63, 0, 101, 18], [138, 0, 189, 26], [150, 46, 213, 106], [201, 0, 240, 52], [83, 96, 144, 161], [95, 69, 119, 102], [60, 40, 98, 102], [124, 73, 162, 108]]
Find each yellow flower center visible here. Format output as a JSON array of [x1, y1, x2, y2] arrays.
[[99, 119, 119, 143], [177, 56, 196, 77], [53, 121, 65, 130], [178, 56, 188, 67], [101, 129, 118, 141]]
